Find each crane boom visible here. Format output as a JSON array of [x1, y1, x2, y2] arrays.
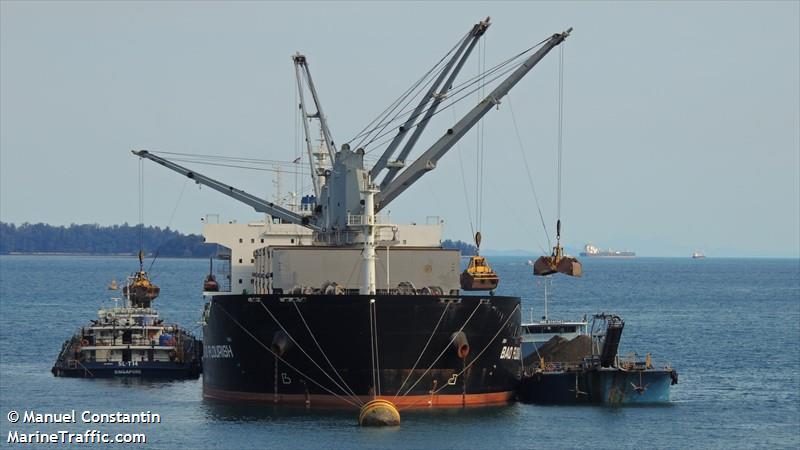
[[132, 150, 322, 231], [370, 18, 490, 181], [375, 28, 572, 211], [378, 18, 489, 190]]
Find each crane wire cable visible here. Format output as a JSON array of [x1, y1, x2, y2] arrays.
[[361, 47, 540, 156], [557, 45, 564, 224], [507, 94, 552, 250], [347, 30, 471, 147], [356, 38, 467, 151], [452, 106, 475, 240], [360, 36, 551, 155], [147, 178, 190, 276]]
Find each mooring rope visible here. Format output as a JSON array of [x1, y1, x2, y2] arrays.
[[392, 301, 450, 401], [397, 301, 483, 398], [398, 303, 520, 411], [212, 303, 361, 409], [372, 300, 382, 396], [292, 302, 360, 399], [259, 302, 364, 406], [368, 300, 377, 398]]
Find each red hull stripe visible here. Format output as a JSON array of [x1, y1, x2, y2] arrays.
[[203, 385, 513, 410]]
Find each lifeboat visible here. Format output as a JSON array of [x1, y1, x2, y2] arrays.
[[203, 258, 219, 292], [460, 255, 500, 291], [203, 274, 219, 292]]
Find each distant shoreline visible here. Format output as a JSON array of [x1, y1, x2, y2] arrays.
[[1, 252, 206, 258], [1, 252, 796, 260]]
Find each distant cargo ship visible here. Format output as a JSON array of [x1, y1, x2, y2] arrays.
[[579, 243, 635, 258]]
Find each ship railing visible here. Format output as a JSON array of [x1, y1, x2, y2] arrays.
[[525, 360, 584, 375], [346, 214, 389, 226], [313, 230, 361, 246], [615, 352, 661, 370]]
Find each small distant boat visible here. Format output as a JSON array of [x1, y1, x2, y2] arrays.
[[579, 243, 635, 258], [692, 251, 705, 259]]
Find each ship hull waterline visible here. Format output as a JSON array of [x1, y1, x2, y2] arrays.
[[201, 293, 522, 410]]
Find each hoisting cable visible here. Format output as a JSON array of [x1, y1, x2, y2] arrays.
[[556, 44, 565, 248], [138, 157, 144, 271], [213, 303, 362, 408], [147, 178, 190, 275], [507, 94, 552, 251], [452, 106, 476, 240], [259, 302, 365, 405]]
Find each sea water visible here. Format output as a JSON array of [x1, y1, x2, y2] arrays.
[[1, 255, 798, 449]]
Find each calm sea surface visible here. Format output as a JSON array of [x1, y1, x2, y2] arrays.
[[1, 255, 798, 449]]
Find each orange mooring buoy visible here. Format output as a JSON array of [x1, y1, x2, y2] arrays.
[[358, 399, 400, 427]]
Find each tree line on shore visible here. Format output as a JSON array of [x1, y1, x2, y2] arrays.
[[0, 222, 476, 257], [0, 222, 216, 257]]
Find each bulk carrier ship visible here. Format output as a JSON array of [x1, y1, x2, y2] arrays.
[[136, 19, 571, 409]]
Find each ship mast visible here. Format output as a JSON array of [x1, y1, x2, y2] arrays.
[[360, 177, 379, 295]]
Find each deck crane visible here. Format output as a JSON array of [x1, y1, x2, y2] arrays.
[[134, 21, 572, 249]]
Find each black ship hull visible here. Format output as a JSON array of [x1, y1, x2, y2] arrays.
[[202, 293, 522, 409]]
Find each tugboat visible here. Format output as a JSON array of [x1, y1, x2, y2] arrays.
[[520, 274, 588, 363], [52, 253, 202, 378], [517, 314, 678, 404]]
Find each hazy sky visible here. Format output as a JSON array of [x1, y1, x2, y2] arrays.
[[1, 1, 798, 257]]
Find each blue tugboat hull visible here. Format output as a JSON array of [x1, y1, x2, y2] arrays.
[[518, 368, 675, 405], [52, 361, 201, 379]]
